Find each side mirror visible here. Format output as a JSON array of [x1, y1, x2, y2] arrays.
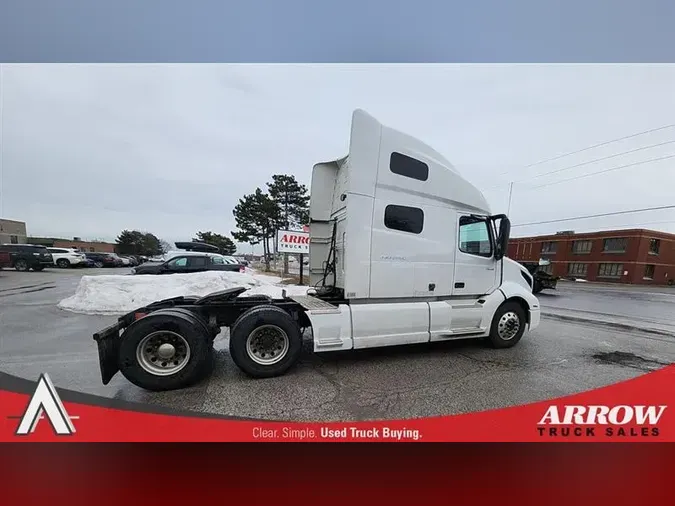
[[494, 216, 511, 260]]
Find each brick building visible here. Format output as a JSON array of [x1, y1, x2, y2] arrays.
[[507, 228, 675, 285], [0, 218, 27, 244], [28, 237, 116, 253]]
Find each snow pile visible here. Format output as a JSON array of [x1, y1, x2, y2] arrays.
[[58, 271, 309, 315]]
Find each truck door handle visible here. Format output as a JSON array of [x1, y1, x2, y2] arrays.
[[486, 267, 495, 271], [455, 282, 465, 288]]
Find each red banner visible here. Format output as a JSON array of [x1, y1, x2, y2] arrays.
[[1, 365, 674, 442]]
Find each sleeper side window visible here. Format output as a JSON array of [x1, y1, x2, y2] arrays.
[[389, 152, 429, 182], [384, 205, 424, 234], [459, 216, 492, 257]]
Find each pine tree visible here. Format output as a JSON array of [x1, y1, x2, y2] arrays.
[[194, 231, 237, 255], [115, 230, 163, 256], [267, 174, 310, 274], [232, 188, 280, 270]]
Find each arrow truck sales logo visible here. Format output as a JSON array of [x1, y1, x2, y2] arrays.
[[537, 405, 667, 438], [10, 374, 78, 436]]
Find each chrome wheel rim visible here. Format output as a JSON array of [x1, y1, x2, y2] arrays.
[[136, 331, 191, 376], [246, 325, 289, 365], [497, 311, 521, 340]]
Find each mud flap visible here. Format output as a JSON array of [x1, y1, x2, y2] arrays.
[[93, 322, 123, 385]]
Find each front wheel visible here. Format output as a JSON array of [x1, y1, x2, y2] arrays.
[[33, 265, 45, 272], [486, 301, 527, 349], [532, 280, 543, 295], [229, 305, 303, 378], [94, 261, 104, 268]]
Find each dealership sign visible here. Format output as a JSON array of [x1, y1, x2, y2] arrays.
[[277, 229, 309, 254]]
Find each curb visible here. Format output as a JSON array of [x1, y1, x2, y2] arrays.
[[541, 312, 675, 338]]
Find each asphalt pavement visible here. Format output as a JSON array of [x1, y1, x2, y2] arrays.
[[1, 267, 674, 421], [538, 280, 675, 335]]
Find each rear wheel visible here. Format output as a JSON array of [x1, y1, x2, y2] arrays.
[[14, 259, 28, 272], [94, 261, 103, 268], [229, 305, 302, 378], [118, 310, 213, 391], [486, 301, 527, 349], [56, 259, 70, 268]]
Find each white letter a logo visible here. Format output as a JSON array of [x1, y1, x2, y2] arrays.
[[15, 374, 76, 436]]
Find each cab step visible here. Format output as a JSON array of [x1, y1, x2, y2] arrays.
[[288, 295, 341, 314]]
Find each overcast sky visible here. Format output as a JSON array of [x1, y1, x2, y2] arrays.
[[1, 64, 674, 251]]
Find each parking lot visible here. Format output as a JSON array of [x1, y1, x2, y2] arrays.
[[1, 267, 674, 421]]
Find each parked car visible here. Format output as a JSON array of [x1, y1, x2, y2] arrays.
[[85, 252, 118, 268], [0, 244, 53, 272], [82, 256, 97, 268], [47, 247, 87, 268], [108, 253, 126, 267], [131, 252, 245, 275], [116, 255, 132, 267], [119, 255, 139, 267]]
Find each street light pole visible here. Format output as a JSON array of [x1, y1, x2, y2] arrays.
[[507, 182, 514, 216]]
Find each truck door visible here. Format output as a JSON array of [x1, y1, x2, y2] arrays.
[[452, 215, 499, 296]]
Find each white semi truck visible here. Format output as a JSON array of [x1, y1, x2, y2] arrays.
[[93, 110, 540, 391]]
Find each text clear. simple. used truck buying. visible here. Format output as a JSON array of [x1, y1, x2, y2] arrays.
[[93, 110, 541, 391]]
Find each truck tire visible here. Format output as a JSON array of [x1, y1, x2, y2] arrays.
[[14, 259, 28, 272], [532, 280, 543, 295], [487, 301, 527, 349], [117, 309, 213, 391], [229, 305, 302, 378], [56, 259, 70, 268]]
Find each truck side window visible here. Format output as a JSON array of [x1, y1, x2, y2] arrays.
[[459, 216, 492, 257], [390, 152, 429, 182], [384, 205, 424, 234]]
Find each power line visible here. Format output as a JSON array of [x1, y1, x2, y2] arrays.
[[521, 123, 675, 169], [492, 122, 675, 180], [511, 219, 675, 235], [525, 153, 675, 191], [510, 220, 675, 239], [511, 204, 675, 228], [517, 139, 675, 185], [482, 151, 675, 193]]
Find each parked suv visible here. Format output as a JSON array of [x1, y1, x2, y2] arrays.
[[48, 247, 87, 268], [0, 244, 54, 272], [132, 252, 245, 275]]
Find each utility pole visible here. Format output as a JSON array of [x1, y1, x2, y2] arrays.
[[507, 182, 514, 216]]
